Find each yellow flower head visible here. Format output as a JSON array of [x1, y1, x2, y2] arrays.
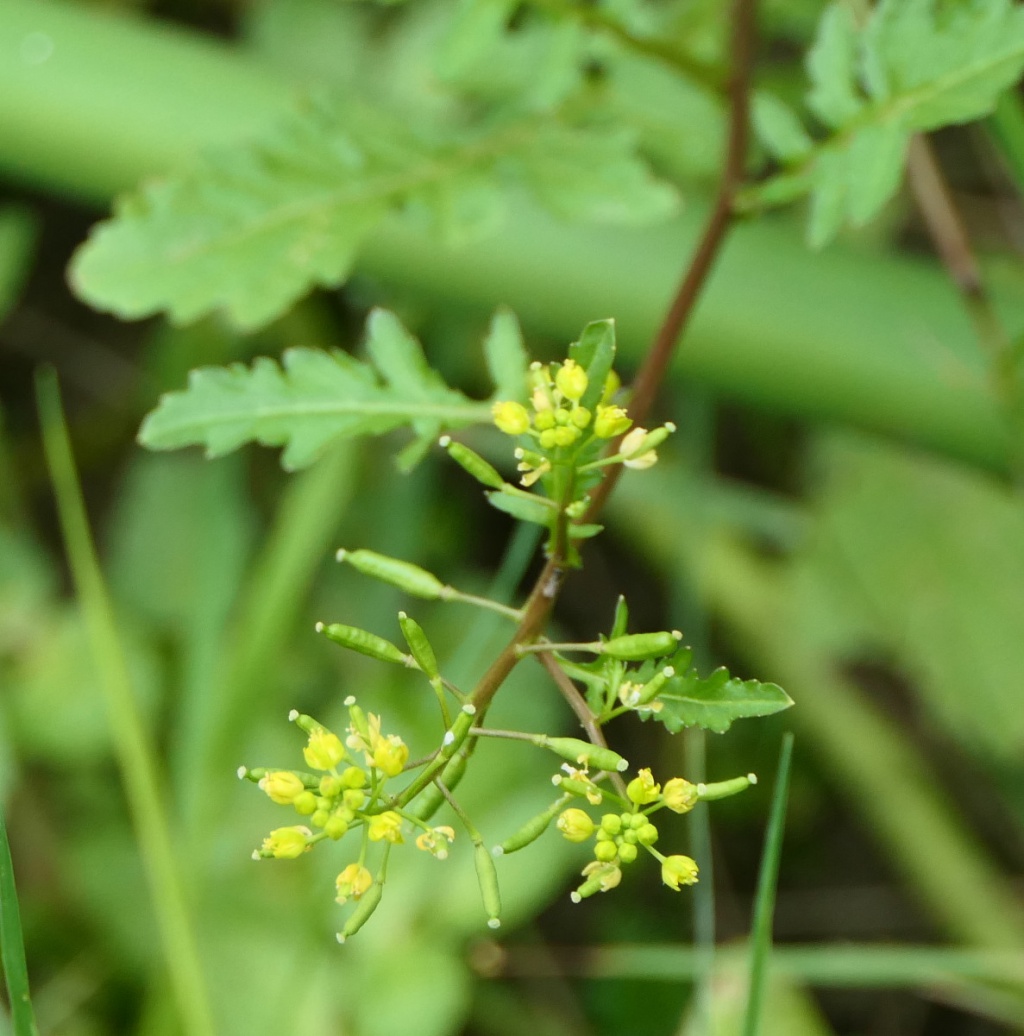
[[555, 359, 588, 402], [304, 728, 346, 771], [626, 767, 661, 805], [492, 401, 531, 436], [661, 854, 699, 890], [415, 826, 456, 859], [335, 863, 373, 904], [662, 777, 699, 814], [367, 810, 404, 843], [258, 826, 312, 860], [593, 404, 632, 439], [372, 735, 409, 778], [258, 770, 305, 805], [556, 808, 595, 843]]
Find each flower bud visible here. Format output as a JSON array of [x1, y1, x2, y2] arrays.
[[367, 811, 404, 843], [555, 359, 588, 401], [303, 727, 347, 771], [552, 426, 580, 447], [593, 839, 618, 862], [257, 771, 305, 805], [570, 406, 592, 429], [617, 842, 638, 864], [293, 791, 318, 816], [556, 808, 595, 843], [324, 815, 350, 840], [637, 823, 659, 845], [340, 766, 367, 789], [661, 855, 699, 890], [599, 813, 622, 836], [492, 401, 531, 436], [255, 826, 312, 860]]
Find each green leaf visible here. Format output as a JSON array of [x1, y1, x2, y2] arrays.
[[70, 99, 677, 330], [755, 0, 1024, 246], [483, 306, 529, 402], [650, 663, 793, 734], [138, 309, 491, 469], [569, 318, 616, 410], [752, 92, 813, 164], [484, 490, 555, 527]]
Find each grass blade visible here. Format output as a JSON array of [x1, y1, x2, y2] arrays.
[[0, 810, 37, 1036], [35, 369, 215, 1036], [742, 731, 794, 1036]]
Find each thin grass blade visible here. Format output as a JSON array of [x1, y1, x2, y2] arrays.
[[0, 810, 37, 1036]]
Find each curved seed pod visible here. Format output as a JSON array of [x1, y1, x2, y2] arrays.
[[439, 438, 506, 490], [410, 752, 469, 822], [336, 880, 384, 944], [474, 842, 502, 929], [601, 631, 682, 660], [337, 548, 446, 599], [697, 774, 757, 801], [495, 795, 572, 855], [317, 622, 410, 666], [637, 666, 676, 706], [398, 612, 439, 681], [539, 737, 628, 773]]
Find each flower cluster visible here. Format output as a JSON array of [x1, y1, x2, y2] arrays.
[[551, 767, 702, 901], [491, 358, 674, 489]]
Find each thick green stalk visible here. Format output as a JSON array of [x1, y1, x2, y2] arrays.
[[0, 0, 1015, 473], [36, 371, 215, 1036]]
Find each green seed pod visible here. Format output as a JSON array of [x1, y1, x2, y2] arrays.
[[474, 842, 502, 929], [337, 548, 446, 600], [440, 704, 477, 763], [317, 622, 410, 666], [623, 423, 676, 457], [555, 777, 601, 801], [346, 699, 369, 742], [601, 630, 683, 661], [539, 737, 628, 773], [398, 611, 439, 681], [697, 774, 757, 801], [410, 752, 469, 822], [439, 438, 506, 491], [496, 796, 572, 856], [637, 666, 676, 706], [336, 880, 384, 944]]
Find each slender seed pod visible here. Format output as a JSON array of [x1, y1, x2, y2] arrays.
[[697, 774, 758, 801], [346, 699, 370, 742], [439, 437, 506, 490], [637, 666, 676, 706], [601, 631, 683, 660], [317, 622, 411, 666], [440, 704, 477, 762], [622, 423, 676, 458], [336, 880, 384, 943], [398, 611, 439, 681], [474, 841, 502, 929], [538, 736, 628, 773], [494, 795, 571, 856], [410, 752, 468, 821], [337, 548, 446, 599]]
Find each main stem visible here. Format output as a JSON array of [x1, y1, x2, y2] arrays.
[[468, 0, 758, 715]]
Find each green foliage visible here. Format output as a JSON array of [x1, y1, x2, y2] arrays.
[[650, 655, 794, 734], [749, 0, 1024, 246], [70, 97, 678, 330], [138, 308, 493, 470]]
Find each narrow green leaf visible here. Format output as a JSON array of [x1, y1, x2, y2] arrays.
[[752, 92, 813, 164], [485, 490, 554, 527], [569, 318, 616, 410], [0, 810, 38, 1036], [743, 733, 795, 1036], [138, 312, 492, 469], [806, 4, 863, 126], [483, 307, 529, 402]]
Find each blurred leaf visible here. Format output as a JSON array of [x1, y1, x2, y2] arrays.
[[0, 206, 37, 322], [71, 99, 677, 330], [748, 0, 1024, 246], [138, 310, 491, 469], [485, 490, 554, 526], [752, 92, 813, 163], [483, 307, 529, 403]]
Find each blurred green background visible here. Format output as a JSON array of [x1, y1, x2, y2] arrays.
[[2, 0, 1024, 1033]]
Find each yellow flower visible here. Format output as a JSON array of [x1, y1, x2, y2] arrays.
[[556, 808, 595, 843], [335, 863, 373, 904], [367, 811, 404, 843], [492, 401, 531, 436], [626, 767, 661, 805], [304, 728, 346, 771], [372, 735, 409, 778], [581, 860, 621, 891], [555, 359, 588, 401], [620, 427, 658, 469], [257, 770, 305, 805], [258, 826, 312, 860], [415, 826, 456, 859], [661, 855, 699, 890], [662, 777, 699, 814], [593, 404, 632, 439]]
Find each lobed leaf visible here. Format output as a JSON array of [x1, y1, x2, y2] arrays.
[[138, 309, 491, 469], [748, 0, 1024, 247], [71, 100, 678, 331]]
